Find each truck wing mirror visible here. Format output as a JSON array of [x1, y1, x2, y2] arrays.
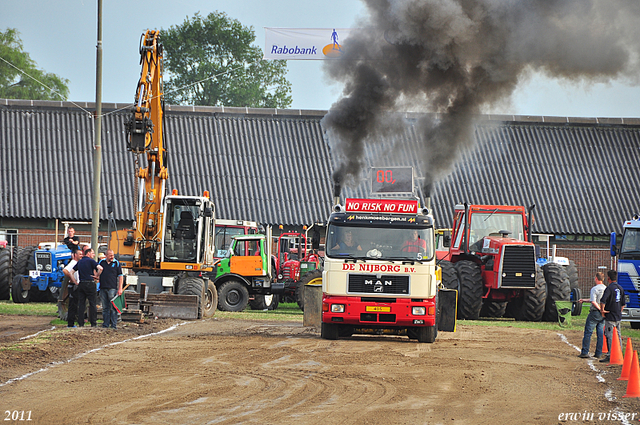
[[610, 232, 618, 257], [204, 207, 213, 218]]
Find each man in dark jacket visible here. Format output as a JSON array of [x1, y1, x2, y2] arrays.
[[599, 270, 625, 363], [73, 247, 103, 327]]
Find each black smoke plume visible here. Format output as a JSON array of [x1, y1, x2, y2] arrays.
[[322, 0, 640, 196]]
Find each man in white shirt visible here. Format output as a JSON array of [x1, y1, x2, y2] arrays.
[[578, 272, 606, 359]]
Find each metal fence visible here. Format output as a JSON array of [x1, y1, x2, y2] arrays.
[[542, 247, 615, 297]]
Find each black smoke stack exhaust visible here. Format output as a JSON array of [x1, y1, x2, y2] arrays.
[[332, 169, 344, 207], [423, 181, 432, 212]]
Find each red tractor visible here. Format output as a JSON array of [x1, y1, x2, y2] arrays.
[[275, 225, 324, 310], [439, 204, 570, 321]]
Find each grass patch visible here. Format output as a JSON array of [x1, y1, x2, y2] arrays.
[[0, 300, 58, 316], [215, 302, 303, 322]]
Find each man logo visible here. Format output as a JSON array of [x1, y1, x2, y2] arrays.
[[323, 29, 343, 58]]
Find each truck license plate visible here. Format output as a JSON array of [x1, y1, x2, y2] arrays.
[[366, 306, 390, 312], [29, 270, 40, 278]]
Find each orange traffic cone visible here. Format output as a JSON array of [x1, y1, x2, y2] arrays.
[[602, 336, 608, 354], [618, 338, 634, 381], [609, 327, 624, 365], [622, 351, 640, 398]]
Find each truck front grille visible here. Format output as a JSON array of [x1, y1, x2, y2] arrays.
[[348, 274, 409, 295], [500, 245, 536, 288]]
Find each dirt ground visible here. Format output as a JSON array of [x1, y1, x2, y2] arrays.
[[1, 314, 638, 425]]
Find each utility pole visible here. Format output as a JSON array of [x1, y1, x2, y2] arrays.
[[91, 0, 103, 251]]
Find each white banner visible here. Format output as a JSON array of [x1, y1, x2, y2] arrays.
[[264, 28, 355, 60]]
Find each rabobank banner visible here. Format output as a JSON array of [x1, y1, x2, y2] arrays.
[[264, 28, 355, 60]]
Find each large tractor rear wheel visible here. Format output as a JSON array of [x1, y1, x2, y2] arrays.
[[12, 246, 36, 277], [480, 299, 507, 318], [455, 260, 483, 320], [217, 280, 249, 312], [516, 265, 547, 321], [440, 260, 459, 291], [177, 277, 206, 319], [564, 260, 579, 289], [542, 262, 571, 322], [0, 248, 11, 300], [296, 269, 322, 312]]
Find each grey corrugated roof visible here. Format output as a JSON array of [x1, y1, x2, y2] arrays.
[[1, 99, 640, 234], [338, 119, 640, 235]]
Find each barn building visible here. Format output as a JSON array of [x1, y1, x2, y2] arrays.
[[2, 98, 639, 290]]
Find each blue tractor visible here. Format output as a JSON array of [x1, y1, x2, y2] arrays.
[[11, 243, 72, 304]]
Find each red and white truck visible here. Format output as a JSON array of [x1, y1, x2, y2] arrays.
[[321, 197, 456, 343]]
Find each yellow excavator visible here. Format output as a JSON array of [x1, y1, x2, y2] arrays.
[[109, 30, 218, 319]]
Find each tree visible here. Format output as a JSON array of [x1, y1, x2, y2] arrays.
[[0, 28, 69, 101], [162, 12, 292, 108]]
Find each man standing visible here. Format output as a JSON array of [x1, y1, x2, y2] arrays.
[[98, 250, 123, 329], [63, 227, 80, 251], [73, 248, 102, 327], [62, 248, 83, 328], [578, 272, 606, 358], [599, 270, 626, 363]]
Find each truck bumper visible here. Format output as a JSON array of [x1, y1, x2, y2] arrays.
[[621, 307, 640, 321], [322, 294, 436, 328]]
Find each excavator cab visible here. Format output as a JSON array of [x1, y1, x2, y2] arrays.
[[162, 195, 215, 267]]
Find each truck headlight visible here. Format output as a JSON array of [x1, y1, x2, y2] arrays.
[[37, 264, 43, 270], [45, 264, 51, 271], [412, 306, 426, 315], [331, 304, 345, 313]]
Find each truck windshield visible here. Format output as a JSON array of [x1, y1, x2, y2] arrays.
[[326, 224, 434, 261], [469, 212, 525, 244], [621, 229, 640, 254]]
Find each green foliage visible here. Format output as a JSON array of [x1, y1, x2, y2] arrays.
[[0, 300, 58, 316], [215, 302, 303, 321], [162, 12, 292, 108], [0, 28, 70, 100]]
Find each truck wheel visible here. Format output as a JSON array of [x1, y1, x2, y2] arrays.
[[177, 277, 206, 319], [480, 300, 507, 318], [321, 322, 340, 340], [454, 260, 483, 320], [564, 260, 579, 289], [414, 326, 437, 343], [0, 248, 11, 300], [517, 265, 547, 321], [631, 322, 640, 330], [217, 280, 249, 312], [203, 280, 218, 318], [11, 275, 30, 303], [542, 262, 570, 322], [297, 269, 322, 312]]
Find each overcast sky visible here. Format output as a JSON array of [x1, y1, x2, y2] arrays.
[[2, 0, 640, 117]]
